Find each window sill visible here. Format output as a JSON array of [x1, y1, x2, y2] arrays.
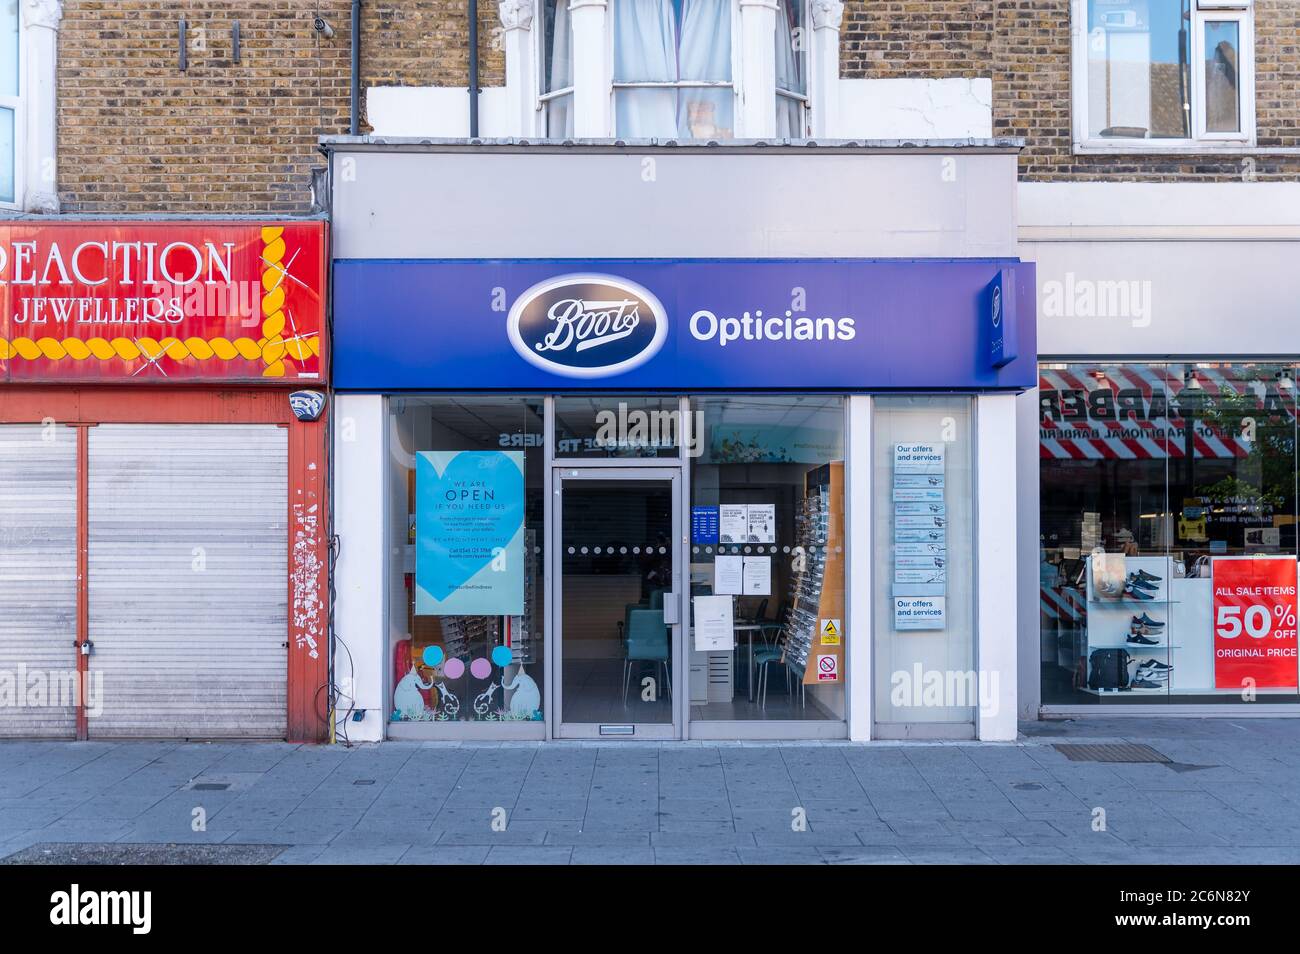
[[1069, 140, 1300, 158]]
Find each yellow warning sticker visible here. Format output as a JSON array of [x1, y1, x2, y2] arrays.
[[819, 618, 841, 645]]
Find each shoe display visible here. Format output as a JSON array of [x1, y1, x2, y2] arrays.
[[1135, 659, 1172, 672], [1123, 584, 1155, 601], [1133, 569, 1163, 583], [1131, 613, 1165, 629], [1129, 678, 1164, 689], [1126, 632, 1160, 645], [1130, 621, 1163, 636], [1126, 574, 1159, 592]]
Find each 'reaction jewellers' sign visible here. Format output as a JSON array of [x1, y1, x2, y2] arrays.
[[0, 221, 327, 383]]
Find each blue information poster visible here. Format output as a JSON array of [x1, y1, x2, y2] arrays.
[[415, 450, 525, 616], [691, 506, 720, 544]]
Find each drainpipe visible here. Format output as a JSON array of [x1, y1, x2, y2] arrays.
[[350, 0, 362, 135], [468, 0, 480, 137]]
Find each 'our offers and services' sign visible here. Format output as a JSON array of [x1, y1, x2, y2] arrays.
[[332, 259, 1036, 391], [0, 221, 327, 383], [893, 443, 947, 632]]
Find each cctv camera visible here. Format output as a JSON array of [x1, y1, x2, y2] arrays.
[[312, 16, 335, 38]]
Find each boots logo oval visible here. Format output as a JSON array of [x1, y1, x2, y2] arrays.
[[507, 273, 668, 378]]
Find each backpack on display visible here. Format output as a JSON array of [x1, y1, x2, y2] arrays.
[[1088, 648, 1131, 691]]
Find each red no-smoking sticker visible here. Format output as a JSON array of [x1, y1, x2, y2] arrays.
[[1212, 556, 1299, 690], [816, 654, 839, 682]]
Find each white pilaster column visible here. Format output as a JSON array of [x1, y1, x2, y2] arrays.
[[22, 0, 62, 213], [809, 0, 842, 138], [846, 395, 872, 741], [739, 0, 778, 138], [333, 394, 387, 743], [498, 0, 536, 137], [569, 0, 609, 137], [976, 393, 1019, 742]]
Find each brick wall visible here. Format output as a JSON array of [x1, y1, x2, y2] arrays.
[[58, 0, 354, 213], [842, 0, 1300, 182], [362, 1, 504, 94], [54, 0, 1300, 210]]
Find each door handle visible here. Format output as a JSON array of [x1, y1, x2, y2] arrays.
[[663, 594, 680, 626]]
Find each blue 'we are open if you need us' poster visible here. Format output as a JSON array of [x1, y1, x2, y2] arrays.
[[415, 450, 525, 616]]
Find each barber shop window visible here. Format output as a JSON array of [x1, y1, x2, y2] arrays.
[[1038, 362, 1300, 707], [0, 0, 19, 207], [1075, 0, 1254, 147]]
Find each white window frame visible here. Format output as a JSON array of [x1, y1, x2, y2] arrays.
[[1192, 6, 1254, 141], [0, 2, 23, 211], [1071, 0, 1256, 153], [606, 0, 744, 139], [774, 0, 811, 138], [535, 0, 574, 137], [527, 0, 820, 140]]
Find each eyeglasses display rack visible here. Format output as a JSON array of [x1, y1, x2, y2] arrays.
[[779, 462, 845, 686]]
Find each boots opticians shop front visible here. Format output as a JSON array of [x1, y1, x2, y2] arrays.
[[328, 141, 1034, 744]]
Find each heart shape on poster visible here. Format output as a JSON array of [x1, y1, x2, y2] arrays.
[[415, 450, 524, 604]]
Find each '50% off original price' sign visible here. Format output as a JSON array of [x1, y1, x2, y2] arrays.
[[1213, 556, 1299, 690]]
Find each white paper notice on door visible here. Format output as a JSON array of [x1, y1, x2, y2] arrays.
[[746, 504, 775, 543], [742, 556, 771, 596], [719, 505, 748, 544], [693, 595, 735, 651], [714, 555, 743, 595]]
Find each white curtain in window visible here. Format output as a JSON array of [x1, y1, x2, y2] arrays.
[[613, 0, 678, 137], [775, 0, 803, 137], [678, 0, 733, 138], [546, 0, 574, 137]]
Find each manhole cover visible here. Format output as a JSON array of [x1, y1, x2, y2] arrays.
[[0, 843, 289, 865], [1054, 743, 1170, 763]]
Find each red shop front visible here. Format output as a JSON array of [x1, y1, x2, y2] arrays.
[[0, 220, 329, 741]]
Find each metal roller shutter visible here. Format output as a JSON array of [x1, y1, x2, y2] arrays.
[[87, 424, 288, 738], [0, 425, 78, 738]]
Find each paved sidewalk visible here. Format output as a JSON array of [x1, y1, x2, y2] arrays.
[[1, 718, 1299, 864]]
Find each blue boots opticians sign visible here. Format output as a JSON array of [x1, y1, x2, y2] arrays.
[[507, 273, 668, 378], [333, 258, 1036, 391]]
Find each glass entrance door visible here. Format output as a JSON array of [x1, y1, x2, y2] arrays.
[[554, 469, 682, 738]]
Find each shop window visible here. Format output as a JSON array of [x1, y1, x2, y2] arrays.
[[1075, 0, 1255, 147], [872, 396, 977, 728], [688, 395, 846, 722], [1, 0, 19, 207], [387, 397, 547, 725], [1039, 362, 1300, 706]]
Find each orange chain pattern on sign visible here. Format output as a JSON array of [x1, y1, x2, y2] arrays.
[[0, 226, 320, 377]]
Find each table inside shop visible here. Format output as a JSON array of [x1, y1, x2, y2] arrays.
[[733, 623, 765, 702]]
